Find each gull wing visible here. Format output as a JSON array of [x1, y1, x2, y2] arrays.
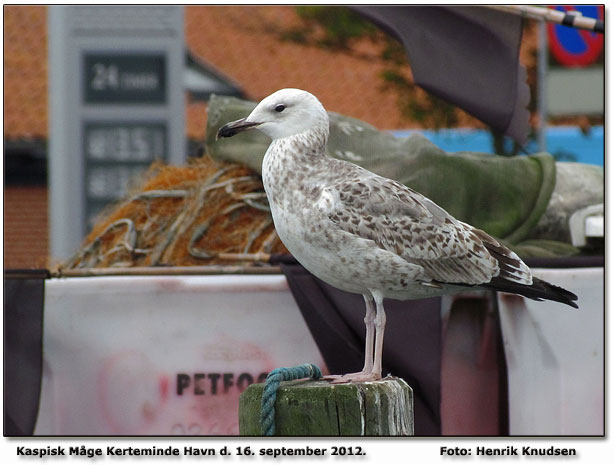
[[321, 173, 532, 286]]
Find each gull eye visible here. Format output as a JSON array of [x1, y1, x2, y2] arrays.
[[275, 104, 286, 113]]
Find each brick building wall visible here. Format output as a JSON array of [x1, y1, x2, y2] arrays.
[[4, 186, 49, 269]]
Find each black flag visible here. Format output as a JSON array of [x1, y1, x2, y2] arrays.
[[354, 6, 530, 145]]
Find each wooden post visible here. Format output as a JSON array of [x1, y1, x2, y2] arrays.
[[239, 377, 413, 436]]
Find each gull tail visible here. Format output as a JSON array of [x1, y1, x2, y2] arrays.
[[482, 276, 579, 309]]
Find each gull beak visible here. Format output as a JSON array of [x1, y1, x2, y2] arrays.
[[216, 118, 262, 140]]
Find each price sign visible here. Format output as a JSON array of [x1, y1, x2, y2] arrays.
[[48, 6, 185, 258]]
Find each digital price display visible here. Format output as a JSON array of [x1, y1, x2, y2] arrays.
[[83, 122, 167, 224], [83, 54, 166, 104]]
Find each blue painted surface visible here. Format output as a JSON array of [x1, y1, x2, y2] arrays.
[[391, 126, 604, 167]]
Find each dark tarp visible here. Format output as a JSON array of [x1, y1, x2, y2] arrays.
[[4, 270, 47, 436], [352, 6, 530, 145]]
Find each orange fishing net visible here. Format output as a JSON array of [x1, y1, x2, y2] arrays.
[[64, 156, 288, 269]]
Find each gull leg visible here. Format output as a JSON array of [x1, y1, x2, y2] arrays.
[[327, 292, 382, 384], [370, 290, 386, 379], [361, 294, 376, 373]]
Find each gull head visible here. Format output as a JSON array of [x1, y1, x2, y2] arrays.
[[217, 88, 329, 141]]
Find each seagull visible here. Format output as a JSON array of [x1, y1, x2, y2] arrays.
[[217, 88, 578, 383]]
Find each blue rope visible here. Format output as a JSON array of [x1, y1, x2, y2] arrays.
[[259, 363, 322, 436]]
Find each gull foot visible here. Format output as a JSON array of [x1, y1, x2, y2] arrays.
[[323, 372, 382, 384]]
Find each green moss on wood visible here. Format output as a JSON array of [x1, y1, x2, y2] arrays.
[[239, 377, 413, 436]]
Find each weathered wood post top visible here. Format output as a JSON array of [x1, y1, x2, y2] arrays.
[[239, 377, 413, 436]]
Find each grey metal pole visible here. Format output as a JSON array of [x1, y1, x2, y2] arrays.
[[48, 6, 79, 262], [537, 19, 548, 153]]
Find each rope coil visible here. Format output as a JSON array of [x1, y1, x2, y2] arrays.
[[259, 364, 322, 436]]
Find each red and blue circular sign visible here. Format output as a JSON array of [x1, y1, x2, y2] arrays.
[[548, 5, 604, 67]]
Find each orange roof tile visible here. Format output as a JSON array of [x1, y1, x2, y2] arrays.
[[4, 5, 48, 140]]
